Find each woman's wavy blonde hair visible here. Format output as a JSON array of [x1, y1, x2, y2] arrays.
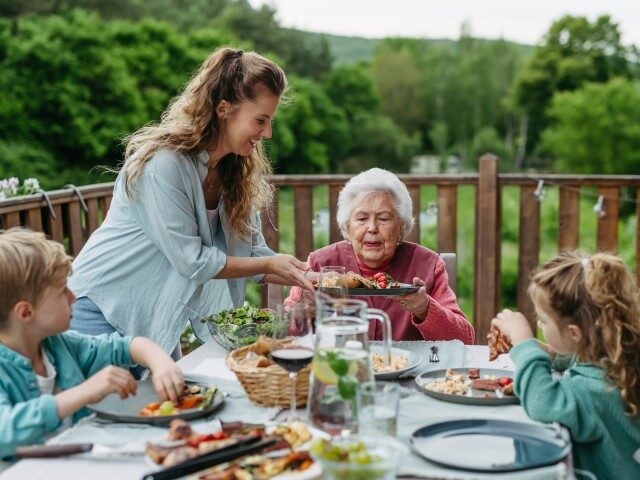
[[121, 47, 287, 239], [528, 251, 640, 415]]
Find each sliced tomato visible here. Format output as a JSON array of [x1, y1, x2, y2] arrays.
[[498, 376, 513, 387]]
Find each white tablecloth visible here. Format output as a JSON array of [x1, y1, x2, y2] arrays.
[[0, 341, 569, 480]]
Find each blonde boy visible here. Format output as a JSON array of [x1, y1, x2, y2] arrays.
[[0, 228, 184, 458]]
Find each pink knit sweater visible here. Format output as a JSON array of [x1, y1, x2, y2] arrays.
[[285, 241, 475, 344]]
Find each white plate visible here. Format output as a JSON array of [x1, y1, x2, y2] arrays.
[[370, 346, 422, 380]]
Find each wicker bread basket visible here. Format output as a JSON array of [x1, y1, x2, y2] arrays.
[[226, 343, 311, 407]]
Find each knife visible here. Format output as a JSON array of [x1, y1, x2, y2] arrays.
[[15, 443, 93, 459]]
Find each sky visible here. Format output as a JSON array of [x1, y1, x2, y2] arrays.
[[248, 0, 640, 46]]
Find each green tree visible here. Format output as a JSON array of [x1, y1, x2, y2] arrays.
[[372, 43, 426, 134], [0, 11, 146, 169], [513, 15, 638, 163], [540, 78, 640, 174], [269, 77, 348, 174], [343, 112, 420, 173], [324, 63, 379, 122]]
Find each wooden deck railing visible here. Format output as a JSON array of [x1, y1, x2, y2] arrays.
[[2, 156, 639, 344]]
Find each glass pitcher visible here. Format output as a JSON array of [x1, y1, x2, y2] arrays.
[[307, 293, 392, 435]]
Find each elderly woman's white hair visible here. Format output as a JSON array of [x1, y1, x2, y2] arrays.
[[336, 168, 415, 241]]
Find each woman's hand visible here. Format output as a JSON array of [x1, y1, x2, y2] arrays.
[[491, 309, 534, 345], [393, 277, 431, 320], [267, 254, 314, 290], [149, 358, 185, 404]]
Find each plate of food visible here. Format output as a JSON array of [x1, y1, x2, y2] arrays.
[[319, 271, 419, 297], [145, 419, 323, 479], [415, 368, 519, 406], [370, 345, 422, 380], [88, 380, 223, 425], [410, 419, 571, 472]]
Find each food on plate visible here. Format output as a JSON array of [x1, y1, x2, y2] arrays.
[[146, 419, 316, 476], [467, 368, 480, 379], [271, 421, 313, 448], [487, 326, 512, 361], [371, 353, 408, 373], [319, 271, 401, 290], [199, 451, 314, 479], [424, 369, 515, 397], [139, 384, 217, 416], [470, 378, 501, 392]]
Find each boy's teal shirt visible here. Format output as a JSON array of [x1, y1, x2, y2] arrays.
[[511, 339, 640, 480], [0, 331, 133, 459]]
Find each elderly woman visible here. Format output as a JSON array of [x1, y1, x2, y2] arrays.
[[285, 168, 474, 343]]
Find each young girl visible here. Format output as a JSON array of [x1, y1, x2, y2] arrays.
[[492, 251, 640, 480]]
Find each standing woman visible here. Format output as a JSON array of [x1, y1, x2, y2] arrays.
[[68, 47, 313, 362]]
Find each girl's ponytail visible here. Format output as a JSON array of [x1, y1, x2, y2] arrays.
[[584, 254, 640, 415]]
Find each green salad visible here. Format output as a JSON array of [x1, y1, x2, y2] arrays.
[[202, 304, 274, 348], [310, 439, 388, 480]]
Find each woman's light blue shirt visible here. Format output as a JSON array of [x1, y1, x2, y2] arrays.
[[0, 331, 133, 459], [68, 149, 275, 352]]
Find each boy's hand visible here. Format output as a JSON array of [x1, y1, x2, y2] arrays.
[[82, 365, 137, 404], [491, 309, 534, 345], [149, 359, 185, 405]]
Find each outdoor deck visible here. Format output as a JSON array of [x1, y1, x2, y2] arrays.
[[2, 156, 639, 344]]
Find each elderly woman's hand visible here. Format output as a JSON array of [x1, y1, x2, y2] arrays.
[[394, 277, 431, 320]]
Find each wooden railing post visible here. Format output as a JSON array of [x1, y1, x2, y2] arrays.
[[474, 154, 500, 344], [517, 184, 540, 330]]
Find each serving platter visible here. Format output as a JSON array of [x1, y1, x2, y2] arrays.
[[411, 419, 571, 472], [320, 283, 419, 297], [89, 379, 223, 426], [415, 368, 519, 406]]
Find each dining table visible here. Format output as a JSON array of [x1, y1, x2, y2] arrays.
[[0, 339, 572, 480]]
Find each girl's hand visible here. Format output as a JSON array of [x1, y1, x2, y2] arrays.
[[149, 358, 185, 405], [491, 309, 534, 345], [268, 255, 314, 290], [393, 277, 430, 320], [82, 365, 137, 404]]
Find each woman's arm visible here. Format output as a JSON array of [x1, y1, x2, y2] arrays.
[[407, 261, 474, 344], [216, 255, 315, 290]]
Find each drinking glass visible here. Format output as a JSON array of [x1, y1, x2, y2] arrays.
[[357, 381, 400, 437], [318, 265, 348, 299], [270, 303, 314, 422]]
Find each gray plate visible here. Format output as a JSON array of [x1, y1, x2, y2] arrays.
[[411, 419, 571, 472], [370, 346, 422, 380], [415, 368, 519, 406], [321, 283, 419, 296], [88, 379, 224, 426]]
